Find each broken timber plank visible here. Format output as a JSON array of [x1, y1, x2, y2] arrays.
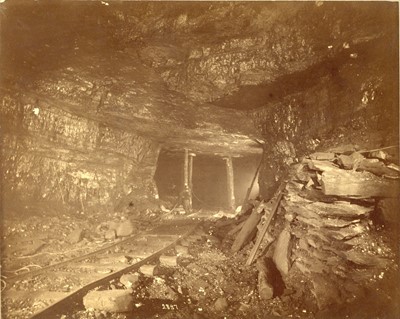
[[246, 181, 287, 265], [227, 220, 246, 236], [231, 201, 265, 252], [321, 169, 399, 198]]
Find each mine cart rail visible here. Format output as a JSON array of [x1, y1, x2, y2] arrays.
[[2, 221, 200, 319]]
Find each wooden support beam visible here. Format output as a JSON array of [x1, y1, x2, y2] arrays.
[[188, 153, 195, 189], [188, 152, 195, 209], [246, 181, 287, 265], [181, 149, 193, 212], [183, 149, 189, 188], [231, 201, 265, 252], [224, 156, 235, 210]]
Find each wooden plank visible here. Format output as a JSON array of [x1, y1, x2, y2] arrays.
[[227, 220, 246, 236], [183, 149, 189, 188], [224, 156, 235, 210], [188, 153, 195, 189], [246, 181, 286, 265], [231, 201, 265, 252]]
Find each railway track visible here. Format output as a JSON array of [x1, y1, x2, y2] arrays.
[[2, 220, 200, 319]]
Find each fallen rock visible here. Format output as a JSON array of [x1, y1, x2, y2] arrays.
[[256, 258, 274, 300], [68, 228, 84, 244], [377, 198, 399, 225], [18, 239, 46, 256], [104, 229, 116, 240], [297, 256, 330, 274], [139, 264, 158, 277], [83, 289, 133, 312], [206, 235, 221, 247], [294, 260, 311, 275], [321, 169, 399, 198], [214, 297, 228, 312], [307, 160, 340, 172], [147, 277, 178, 301], [337, 152, 364, 170], [178, 238, 190, 247], [344, 250, 390, 268], [310, 274, 341, 309], [357, 159, 399, 177], [273, 228, 291, 276], [308, 201, 372, 218], [159, 255, 178, 267], [324, 223, 367, 241], [119, 273, 140, 289], [175, 245, 190, 256], [108, 221, 119, 230], [369, 150, 388, 160], [116, 220, 134, 237], [329, 144, 359, 154], [309, 152, 335, 161]]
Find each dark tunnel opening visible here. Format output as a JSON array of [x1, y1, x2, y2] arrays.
[[154, 149, 262, 210]]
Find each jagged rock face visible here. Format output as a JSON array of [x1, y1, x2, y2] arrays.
[[0, 1, 398, 212], [3, 1, 396, 107], [107, 2, 396, 104], [1, 91, 160, 214]]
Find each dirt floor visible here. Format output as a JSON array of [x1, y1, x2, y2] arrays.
[[2, 200, 399, 319]]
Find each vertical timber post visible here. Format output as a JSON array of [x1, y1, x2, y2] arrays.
[[182, 149, 192, 213], [188, 153, 194, 190], [224, 156, 235, 211], [188, 152, 195, 208], [183, 149, 189, 188]]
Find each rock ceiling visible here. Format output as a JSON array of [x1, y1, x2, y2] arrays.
[[1, 1, 397, 155]]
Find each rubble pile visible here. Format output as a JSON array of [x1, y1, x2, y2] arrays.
[[214, 147, 399, 317], [268, 149, 399, 312]]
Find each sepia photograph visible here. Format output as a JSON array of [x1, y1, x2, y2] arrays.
[[0, 0, 399, 318]]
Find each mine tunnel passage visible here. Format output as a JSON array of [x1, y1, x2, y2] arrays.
[[1, 1, 399, 318], [154, 149, 260, 210]]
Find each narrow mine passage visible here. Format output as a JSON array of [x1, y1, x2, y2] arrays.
[[1, 1, 399, 319], [155, 149, 262, 212]]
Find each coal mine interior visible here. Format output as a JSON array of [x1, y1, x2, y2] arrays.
[[1, 1, 399, 319]]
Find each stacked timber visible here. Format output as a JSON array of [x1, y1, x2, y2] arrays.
[[278, 149, 399, 310]]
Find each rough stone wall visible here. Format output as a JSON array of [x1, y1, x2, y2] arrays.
[[1, 91, 160, 215], [253, 49, 398, 199], [109, 2, 394, 103]]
